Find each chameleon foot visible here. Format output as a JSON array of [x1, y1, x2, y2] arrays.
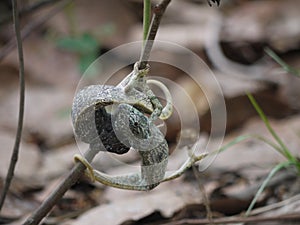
[[116, 62, 173, 122], [147, 79, 173, 120], [162, 152, 208, 182], [74, 154, 96, 182]]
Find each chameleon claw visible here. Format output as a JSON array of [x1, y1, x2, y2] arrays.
[[192, 152, 208, 164], [147, 79, 173, 120], [116, 62, 172, 122], [74, 154, 96, 182]]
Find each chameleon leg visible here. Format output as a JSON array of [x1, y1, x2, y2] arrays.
[[147, 79, 173, 120], [91, 168, 159, 191], [73, 152, 165, 191], [162, 152, 208, 182], [120, 62, 150, 93], [111, 103, 169, 190], [89, 152, 206, 190], [118, 62, 172, 122], [74, 151, 207, 190], [74, 153, 153, 190], [73, 103, 168, 191], [146, 89, 163, 122]]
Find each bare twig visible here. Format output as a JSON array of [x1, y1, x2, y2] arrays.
[[138, 0, 172, 69], [162, 213, 300, 225], [22, 164, 86, 225], [0, 0, 25, 211], [138, 0, 219, 61], [192, 166, 213, 224], [22, 147, 99, 225], [0, 0, 72, 61], [0, 0, 60, 26]]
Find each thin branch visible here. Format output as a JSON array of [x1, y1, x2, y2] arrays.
[[0, 0, 25, 211], [164, 213, 300, 225], [247, 93, 297, 166], [22, 147, 99, 225], [245, 161, 293, 216], [138, 0, 172, 70], [192, 166, 213, 224], [0, 0, 72, 62], [0, 0, 60, 26]]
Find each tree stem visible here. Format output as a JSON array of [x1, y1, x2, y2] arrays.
[[22, 147, 99, 225], [0, 0, 25, 211], [139, 0, 172, 70]]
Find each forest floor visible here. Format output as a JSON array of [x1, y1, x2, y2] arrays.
[[0, 0, 299, 224]]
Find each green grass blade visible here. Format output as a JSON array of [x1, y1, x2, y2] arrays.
[[245, 161, 293, 216], [210, 135, 252, 155], [247, 94, 294, 162], [252, 135, 284, 155], [265, 47, 300, 77], [143, 0, 151, 43], [212, 134, 281, 156]]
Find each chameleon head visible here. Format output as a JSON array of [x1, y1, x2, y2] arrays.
[[111, 103, 166, 152]]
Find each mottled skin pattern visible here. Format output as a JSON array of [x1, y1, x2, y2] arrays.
[[72, 63, 171, 189], [72, 63, 172, 148], [112, 104, 168, 189], [72, 85, 154, 148], [72, 63, 207, 190], [85, 103, 169, 190], [94, 105, 129, 154], [117, 63, 173, 121]]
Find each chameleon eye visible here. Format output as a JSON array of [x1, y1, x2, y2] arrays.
[[134, 121, 139, 126]]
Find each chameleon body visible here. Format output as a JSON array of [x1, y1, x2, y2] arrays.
[[72, 63, 207, 190], [86, 103, 169, 190], [72, 84, 154, 153], [72, 63, 172, 149], [72, 64, 170, 189]]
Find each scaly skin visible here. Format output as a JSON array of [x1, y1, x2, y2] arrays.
[[117, 62, 173, 121], [75, 103, 168, 190], [72, 62, 206, 190], [71, 63, 172, 147], [74, 104, 207, 190]]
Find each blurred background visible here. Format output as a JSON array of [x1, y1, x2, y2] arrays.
[[0, 0, 299, 224]]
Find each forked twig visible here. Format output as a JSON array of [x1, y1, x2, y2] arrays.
[[22, 148, 99, 225], [162, 213, 300, 225], [192, 166, 213, 224], [0, 0, 25, 211]]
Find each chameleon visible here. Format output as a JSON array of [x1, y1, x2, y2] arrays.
[[71, 62, 173, 148], [116, 62, 173, 122], [74, 103, 207, 190], [72, 62, 207, 190]]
